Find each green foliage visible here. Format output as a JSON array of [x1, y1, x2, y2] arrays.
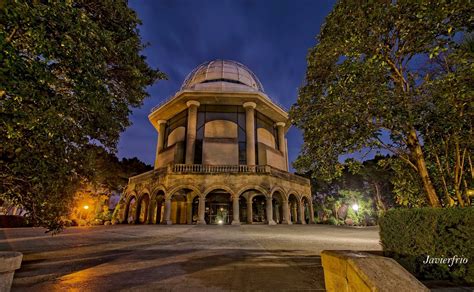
[[380, 208, 474, 284], [291, 0, 473, 206], [84, 145, 152, 193], [67, 146, 151, 224], [312, 156, 397, 224], [379, 157, 427, 207], [339, 189, 375, 226], [326, 216, 343, 226], [0, 1, 164, 231], [315, 187, 377, 226], [96, 205, 112, 222]]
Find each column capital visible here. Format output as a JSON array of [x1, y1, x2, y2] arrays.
[[275, 122, 286, 128], [157, 119, 167, 125], [186, 100, 200, 108], [243, 101, 256, 109]]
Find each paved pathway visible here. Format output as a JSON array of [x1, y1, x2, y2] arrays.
[[0, 225, 381, 291]]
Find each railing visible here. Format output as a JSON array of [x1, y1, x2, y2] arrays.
[[171, 164, 267, 173], [129, 164, 309, 185]]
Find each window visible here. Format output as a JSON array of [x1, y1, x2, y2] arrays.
[[164, 110, 187, 148], [195, 105, 247, 164], [256, 111, 278, 149]]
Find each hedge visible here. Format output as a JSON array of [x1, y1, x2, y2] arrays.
[[379, 207, 474, 284]]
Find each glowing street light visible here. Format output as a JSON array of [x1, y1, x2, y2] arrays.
[[352, 203, 359, 212], [218, 219, 223, 225], [83, 205, 89, 210]]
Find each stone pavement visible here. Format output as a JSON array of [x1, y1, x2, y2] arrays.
[[0, 224, 381, 291]]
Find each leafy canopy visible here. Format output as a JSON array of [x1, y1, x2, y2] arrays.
[[291, 0, 473, 206], [0, 1, 165, 231]]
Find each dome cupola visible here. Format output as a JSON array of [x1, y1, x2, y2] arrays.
[[180, 59, 264, 92]]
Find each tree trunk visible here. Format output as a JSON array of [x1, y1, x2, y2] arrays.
[[373, 183, 386, 212], [407, 129, 441, 207]]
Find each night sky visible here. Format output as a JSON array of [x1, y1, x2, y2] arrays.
[[118, 0, 337, 171]]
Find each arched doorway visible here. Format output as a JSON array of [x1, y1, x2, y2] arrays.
[[137, 193, 150, 224], [205, 190, 232, 225], [166, 187, 199, 224], [302, 196, 311, 224], [170, 192, 187, 224], [124, 196, 137, 224], [288, 194, 300, 224], [251, 195, 267, 223], [272, 191, 285, 224], [153, 191, 165, 224]]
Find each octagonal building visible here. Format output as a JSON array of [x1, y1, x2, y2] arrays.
[[117, 60, 313, 225]]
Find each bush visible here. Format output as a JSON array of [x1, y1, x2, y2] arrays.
[[379, 208, 474, 284], [327, 217, 343, 225], [91, 219, 104, 225]]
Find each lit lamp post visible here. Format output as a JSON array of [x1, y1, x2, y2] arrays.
[[351, 203, 359, 226], [82, 205, 89, 220], [351, 203, 359, 212]]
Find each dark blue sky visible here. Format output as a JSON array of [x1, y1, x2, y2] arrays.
[[118, 0, 336, 171]]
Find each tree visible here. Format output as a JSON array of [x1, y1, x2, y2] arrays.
[[420, 34, 473, 207], [311, 156, 395, 223], [68, 147, 153, 225], [0, 1, 165, 231], [291, 1, 473, 207]]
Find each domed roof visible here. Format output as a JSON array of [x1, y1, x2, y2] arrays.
[[181, 60, 264, 92]]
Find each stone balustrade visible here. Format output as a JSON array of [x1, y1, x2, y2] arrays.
[[172, 164, 267, 173], [129, 164, 309, 185]]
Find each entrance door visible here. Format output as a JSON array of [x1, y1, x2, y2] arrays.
[[205, 192, 232, 224]]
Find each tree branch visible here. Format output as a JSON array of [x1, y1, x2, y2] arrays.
[[375, 137, 418, 171]]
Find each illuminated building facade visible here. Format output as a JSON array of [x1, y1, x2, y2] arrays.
[[117, 60, 312, 225]]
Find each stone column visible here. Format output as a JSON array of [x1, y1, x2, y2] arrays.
[[185, 100, 200, 164], [299, 201, 306, 224], [292, 203, 298, 224], [309, 200, 315, 224], [164, 198, 172, 225], [275, 122, 287, 170], [186, 201, 193, 224], [243, 102, 256, 166], [154, 120, 167, 169], [156, 201, 162, 224], [266, 197, 276, 225], [197, 196, 206, 225], [231, 196, 240, 225], [247, 198, 253, 224], [146, 201, 154, 224], [282, 200, 291, 224], [273, 202, 279, 224]]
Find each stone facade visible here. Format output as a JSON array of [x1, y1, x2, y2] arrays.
[[116, 60, 312, 225]]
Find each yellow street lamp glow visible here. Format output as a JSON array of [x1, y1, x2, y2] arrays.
[[218, 220, 223, 225], [83, 205, 89, 210]]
